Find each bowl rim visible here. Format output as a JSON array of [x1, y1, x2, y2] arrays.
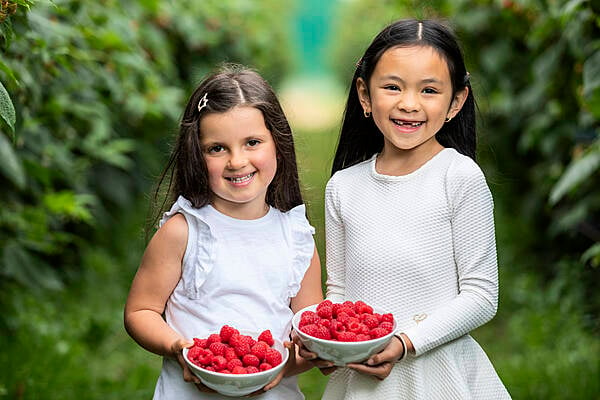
[[291, 303, 397, 345], [183, 333, 289, 378]]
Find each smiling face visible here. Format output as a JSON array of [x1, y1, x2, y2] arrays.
[[357, 45, 468, 164], [199, 105, 277, 219]]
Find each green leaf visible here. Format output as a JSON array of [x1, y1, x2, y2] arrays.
[[581, 243, 600, 268], [582, 50, 600, 119], [1, 240, 64, 291], [549, 140, 600, 205], [0, 80, 16, 136], [0, 129, 25, 189]]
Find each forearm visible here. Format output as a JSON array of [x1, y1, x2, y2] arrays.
[[124, 309, 184, 358]]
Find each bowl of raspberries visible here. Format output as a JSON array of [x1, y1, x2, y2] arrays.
[[183, 325, 288, 397], [292, 300, 396, 366]]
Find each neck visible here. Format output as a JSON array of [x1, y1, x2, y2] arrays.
[[376, 141, 444, 176], [210, 200, 270, 220]]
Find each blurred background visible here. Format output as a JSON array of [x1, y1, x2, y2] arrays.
[[0, 0, 598, 398]]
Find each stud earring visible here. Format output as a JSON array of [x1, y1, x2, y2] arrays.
[[364, 110, 371, 118], [445, 117, 452, 123]]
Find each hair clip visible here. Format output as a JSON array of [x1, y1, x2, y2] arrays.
[[356, 57, 363, 68], [464, 72, 471, 85], [197, 93, 208, 112]]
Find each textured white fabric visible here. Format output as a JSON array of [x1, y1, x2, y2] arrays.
[[152, 196, 315, 400], [323, 149, 510, 399]]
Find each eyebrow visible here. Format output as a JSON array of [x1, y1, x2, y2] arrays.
[[378, 75, 443, 84]]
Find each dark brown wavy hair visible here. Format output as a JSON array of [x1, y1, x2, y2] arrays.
[[148, 64, 303, 235]]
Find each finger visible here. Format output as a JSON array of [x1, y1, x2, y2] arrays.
[[366, 337, 403, 365], [195, 382, 217, 393], [347, 362, 393, 380], [264, 341, 294, 391]]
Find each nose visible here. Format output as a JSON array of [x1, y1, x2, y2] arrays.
[[397, 91, 420, 112], [226, 150, 247, 170]]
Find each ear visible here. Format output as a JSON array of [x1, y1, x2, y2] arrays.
[[447, 86, 469, 120], [356, 77, 371, 114]]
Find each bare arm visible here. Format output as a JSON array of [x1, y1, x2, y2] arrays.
[[264, 247, 323, 390]]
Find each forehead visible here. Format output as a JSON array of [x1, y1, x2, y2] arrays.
[[372, 45, 450, 82], [199, 106, 270, 141]]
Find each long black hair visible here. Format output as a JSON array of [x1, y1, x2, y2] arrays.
[[148, 64, 303, 234], [332, 19, 476, 175]]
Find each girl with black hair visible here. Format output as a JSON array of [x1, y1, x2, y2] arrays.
[[299, 19, 511, 399]]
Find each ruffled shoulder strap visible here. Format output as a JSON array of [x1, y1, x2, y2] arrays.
[[160, 196, 216, 299], [285, 204, 316, 298]]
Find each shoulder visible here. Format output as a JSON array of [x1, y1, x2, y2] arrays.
[[444, 149, 487, 185], [156, 212, 189, 246], [327, 157, 373, 190]]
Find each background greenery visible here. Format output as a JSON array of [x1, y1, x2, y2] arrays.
[[1, 0, 598, 399]]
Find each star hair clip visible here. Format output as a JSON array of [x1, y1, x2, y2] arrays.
[[197, 93, 208, 112]]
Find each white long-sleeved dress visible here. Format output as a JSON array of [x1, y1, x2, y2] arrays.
[[323, 149, 511, 399]]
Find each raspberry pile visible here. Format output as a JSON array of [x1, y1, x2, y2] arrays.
[[298, 300, 394, 342], [187, 325, 283, 374]]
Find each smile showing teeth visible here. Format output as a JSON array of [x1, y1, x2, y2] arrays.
[[393, 119, 423, 127], [227, 172, 255, 184]]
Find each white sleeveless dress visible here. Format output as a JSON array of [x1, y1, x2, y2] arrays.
[[152, 196, 315, 400]]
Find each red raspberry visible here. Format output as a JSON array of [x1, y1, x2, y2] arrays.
[[246, 366, 259, 374], [211, 355, 227, 371], [342, 300, 355, 309], [259, 362, 273, 371], [234, 342, 251, 357], [228, 333, 241, 347], [227, 358, 243, 371], [258, 330, 275, 346], [332, 303, 342, 317], [232, 366, 247, 374], [300, 323, 320, 337], [337, 331, 357, 342], [336, 311, 350, 325], [346, 318, 364, 334], [315, 325, 332, 340], [219, 325, 239, 343], [380, 321, 394, 333], [369, 327, 388, 339], [317, 306, 333, 319], [338, 306, 356, 317], [265, 348, 282, 366], [318, 318, 331, 328], [187, 345, 202, 360], [373, 313, 383, 323], [203, 366, 216, 372], [242, 354, 260, 367], [299, 311, 320, 327], [208, 342, 227, 356], [381, 313, 394, 324], [239, 334, 256, 348], [196, 348, 213, 366], [329, 320, 346, 338], [356, 334, 371, 341], [355, 301, 373, 315], [206, 333, 222, 346], [224, 347, 238, 361], [363, 314, 380, 329], [193, 338, 208, 348], [316, 299, 333, 311], [251, 341, 269, 361]]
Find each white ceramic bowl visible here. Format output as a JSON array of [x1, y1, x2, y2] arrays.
[[292, 303, 396, 366], [183, 333, 288, 397]]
